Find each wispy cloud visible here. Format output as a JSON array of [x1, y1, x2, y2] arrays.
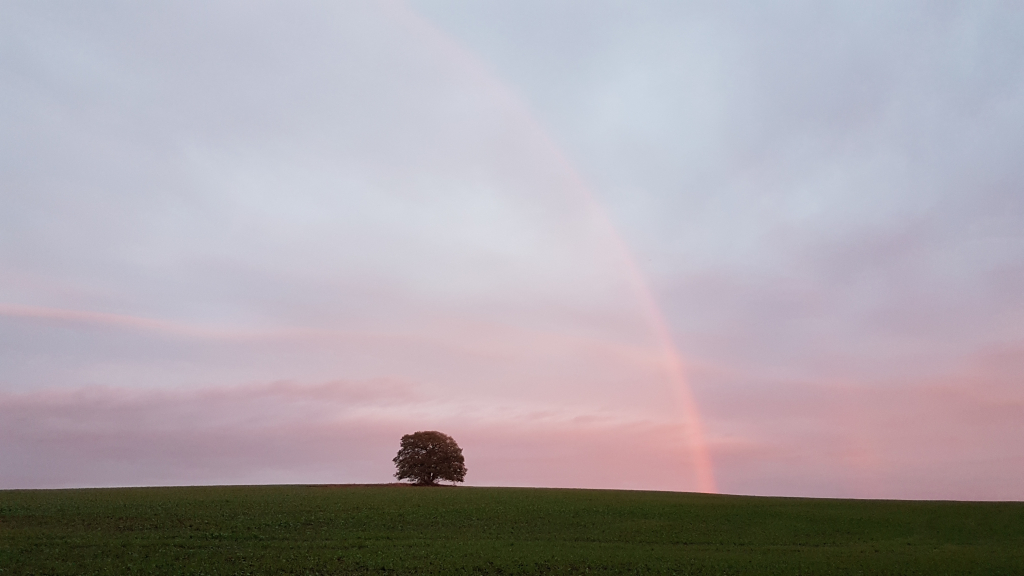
[[699, 347, 1024, 500], [0, 381, 698, 491]]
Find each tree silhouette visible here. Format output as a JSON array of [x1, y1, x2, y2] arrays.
[[393, 431, 467, 485]]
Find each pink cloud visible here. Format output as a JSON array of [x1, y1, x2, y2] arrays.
[[0, 381, 701, 491], [700, 347, 1024, 500]]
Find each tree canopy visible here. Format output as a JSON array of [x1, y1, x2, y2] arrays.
[[393, 431, 467, 486]]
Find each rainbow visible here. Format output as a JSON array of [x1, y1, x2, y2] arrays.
[[385, 0, 717, 493]]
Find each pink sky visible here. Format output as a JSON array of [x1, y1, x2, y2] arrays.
[[2, 1, 1023, 499]]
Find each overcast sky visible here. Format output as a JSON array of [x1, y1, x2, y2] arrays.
[[2, 0, 1022, 499]]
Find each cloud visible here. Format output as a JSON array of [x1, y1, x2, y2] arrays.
[[6, 351, 1021, 499], [0, 0, 680, 405], [699, 347, 1024, 501], [2, 1, 1023, 499], [0, 381, 700, 491]]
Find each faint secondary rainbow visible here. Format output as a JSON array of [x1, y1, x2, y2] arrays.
[[386, 0, 717, 493]]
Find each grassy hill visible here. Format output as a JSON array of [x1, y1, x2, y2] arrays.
[[1, 484, 1022, 575]]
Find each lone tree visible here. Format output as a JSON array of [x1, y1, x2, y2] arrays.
[[393, 431, 467, 486]]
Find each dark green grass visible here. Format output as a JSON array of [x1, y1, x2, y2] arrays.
[[1, 484, 1022, 575]]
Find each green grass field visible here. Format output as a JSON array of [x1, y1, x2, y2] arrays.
[[1, 484, 1022, 575]]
